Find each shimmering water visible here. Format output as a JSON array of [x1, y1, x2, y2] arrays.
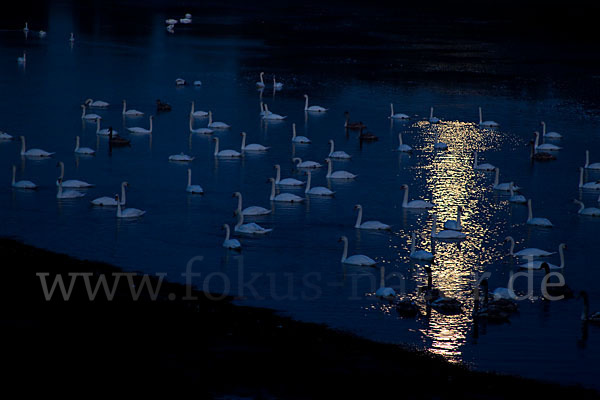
[[2, 1, 600, 389]]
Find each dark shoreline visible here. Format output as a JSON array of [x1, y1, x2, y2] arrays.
[[2, 237, 598, 398]]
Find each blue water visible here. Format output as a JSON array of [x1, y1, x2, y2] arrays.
[[2, 1, 600, 389]]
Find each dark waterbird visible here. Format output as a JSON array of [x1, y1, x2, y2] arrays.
[[358, 126, 378, 142], [156, 99, 172, 112], [108, 127, 130, 147], [344, 111, 366, 130], [529, 140, 556, 161]]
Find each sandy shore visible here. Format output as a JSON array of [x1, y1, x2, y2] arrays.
[[1, 237, 598, 398]]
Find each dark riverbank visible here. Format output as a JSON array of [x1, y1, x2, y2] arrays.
[[2, 237, 598, 398]]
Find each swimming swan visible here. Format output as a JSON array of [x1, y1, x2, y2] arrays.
[[274, 164, 304, 186], [354, 204, 391, 230], [81, 105, 102, 122], [189, 117, 213, 134], [478, 107, 499, 127], [534, 131, 561, 151], [584, 150, 600, 170], [122, 100, 144, 117], [262, 104, 286, 120], [503, 236, 555, 258], [397, 132, 413, 152], [375, 266, 396, 299], [96, 119, 119, 136], [186, 169, 203, 194], [303, 94, 327, 112], [579, 291, 600, 324], [473, 151, 495, 171], [256, 71, 265, 88], [116, 194, 145, 218], [541, 121, 562, 139], [293, 157, 322, 169], [213, 137, 241, 158], [234, 192, 271, 216], [493, 168, 520, 191], [128, 116, 153, 134], [305, 171, 334, 196], [268, 178, 304, 202], [509, 183, 526, 204], [190, 101, 208, 118], [169, 153, 195, 162], [291, 123, 311, 144], [325, 158, 356, 180], [20, 136, 54, 157], [11, 165, 37, 189], [519, 244, 566, 270], [431, 214, 466, 240], [328, 139, 351, 159], [85, 99, 109, 108], [573, 199, 600, 216], [241, 132, 269, 152], [339, 236, 376, 266], [429, 107, 440, 124], [74, 136, 95, 155], [443, 206, 463, 231], [234, 210, 272, 234], [56, 161, 94, 188], [56, 178, 85, 199], [389, 103, 409, 120], [400, 184, 434, 209], [579, 167, 600, 190], [222, 224, 241, 250], [409, 232, 434, 261], [207, 111, 230, 129], [526, 199, 553, 227], [91, 182, 128, 206]]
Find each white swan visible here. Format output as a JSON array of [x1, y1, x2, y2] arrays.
[[234, 210, 272, 234], [213, 137, 241, 158], [128, 116, 153, 134], [526, 199, 553, 227], [579, 167, 600, 190], [389, 103, 409, 120], [11, 165, 37, 189], [273, 76, 283, 90], [69, 33, 74, 42], [189, 117, 213, 134], [431, 214, 466, 240], [185, 169, 203, 194], [305, 171, 334, 196], [339, 236, 376, 266], [19, 136, 54, 157], [443, 206, 463, 231], [222, 224, 241, 250], [268, 178, 304, 202], [325, 158, 356, 180], [328, 139, 351, 159], [541, 121, 562, 139], [375, 266, 396, 299], [354, 204, 390, 230], [241, 132, 269, 152], [262, 104, 286, 120], [23, 22, 29, 32], [165, 19, 178, 25], [116, 194, 145, 218], [256, 71, 265, 88], [234, 192, 271, 216], [473, 151, 495, 171], [91, 182, 128, 206], [493, 168, 519, 191], [574, 199, 600, 216], [81, 105, 102, 122], [179, 18, 192, 24], [85, 99, 109, 108], [509, 182, 526, 204], [0, 131, 13, 140], [207, 111, 230, 129], [39, 30, 46, 37], [478, 107, 499, 128], [584, 150, 600, 170], [56, 178, 85, 199], [397, 132, 412, 152], [291, 123, 311, 144], [56, 161, 94, 188], [74, 136, 95, 155], [433, 131, 447, 150], [429, 107, 440, 124], [400, 184, 434, 209], [534, 131, 561, 151], [260, 102, 271, 116], [190, 101, 208, 118], [96, 119, 119, 136], [193, 80, 202, 86], [17, 52, 26, 64], [274, 164, 304, 186], [169, 152, 195, 162], [175, 78, 186, 86], [293, 157, 322, 169], [303, 94, 327, 112], [504, 236, 555, 258], [519, 244, 566, 270], [409, 232, 433, 261], [122, 100, 144, 117]]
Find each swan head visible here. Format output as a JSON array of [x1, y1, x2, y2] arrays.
[[533, 131, 540, 137], [233, 192, 241, 198], [328, 139, 333, 144], [85, 99, 92, 105], [20, 135, 25, 141], [338, 236, 348, 243], [503, 236, 513, 243], [480, 279, 489, 288], [240, 132, 246, 137], [114, 194, 120, 202], [354, 204, 362, 210], [400, 184, 408, 190], [260, 71, 264, 77], [267, 178, 275, 183], [273, 164, 280, 170], [325, 158, 331, 164]]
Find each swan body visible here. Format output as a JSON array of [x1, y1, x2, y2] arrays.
[[273, 76, 283, 90], [428, 107, 440, 124], [473, 151, 495, 171], [11, 165, 37, 189], [74, 136, 95, 155], [584, 150, 600, 170], [268, 178, 304, 202], [291, 123, 311, 144], [180, 18, 192, 24], [169, 153, 195, 162], [122, 100, 144, 117], [175, 78, 186, 86], [81, 105, 102, 121], [116, 195, 145, 218], [493, 168, 520, 191], [207, 111, 230, 129], [579, 167, 600, 190], [91, 182, 128, 206], [397, 133, 412, 152], [433, 132, 447, 150], [69, 33, 74, 42], [241, 132, 269, 152], [375, 267, 396, 299], [293, 157, 322, 169], [19, 136, 54, 157], [478, 107, 499, 127], [325, 158, 356, 180], [222, 224, 241, 250], [193, 80, 202, 86], [259, 102, 271, 117], [541, 121, 562, 139], [526, 199, 553, 227], [85, 99, 109, 108], [431, 214, 466, 240], [96, 119, 118, 136], [328, 140, 351, 159], [39, 30, 46, 37], [574, 199, 600, 216], [234, 192, 271, 216], [400, 184, 434, 209], [17, 53, 26, 64], [508, 182, 526, 204], [165, 19, 178, 24], [274, 164, 304, 186], [303, 94, 327, 112], [0, 131, 13, 140], [305, 171, 334, 196], [262, 104, 286, 120], [443, 206, 463, 231], [409, 232, 433, 261], [339, 236, 376, 266], [519, 244, 566, 270], [190, 101, 208, 118], [128, 116, 153, 134], [234, 210, 272, 234], [213, 137, 241, 158], [504, 236, 555, 258], [185, 169, 203, 194], [389, 103, 409, 119], [189, 117, 213, 134], [354, 204, 390, 230], [56, 179, 85, 199], [56, 161, 94, 188], [23, 22, 29, 32], [256, 72, 265, 88], [534, 131, 561, 151]]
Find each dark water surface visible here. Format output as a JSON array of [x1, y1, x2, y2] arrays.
[[2, 0, 600, 389]]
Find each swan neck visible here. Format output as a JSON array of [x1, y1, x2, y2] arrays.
[[304, 96, 308, 110], [579, 168, 584, 187], [149, 117, 152, 133], [474, 152, 478, 167], [326, 160, 332, 177], [586, 151, 589, 167], [390, 103, 394, 116], [187, 169, 192, 187], [96, 119, 100, 132], [117, 200, 122, 217], [479, 107, 482, 124], [380, 267, 385, 288], [430, 107, 433, 119], [494, 169, 499, 186], [270, 180, 275, 200], [329, 141, 334, 155], [81, 106, 85, 118], [410, 233, 416, 254], [214, 138, 219, 155], [402, 187, 409, 207], [191, 101, 194, 113], [542, 122, 546, 135], [292, 124, 296, 139], [21, 137, 26, 153], [12, 166, 16, 184], [341, 239, 348, 262], [508, 237, 514, 255], [235, 212, 243, 229], [122, 101, 126, 114], [559, 245, 565, 268], [528, 200, 533, 220], [241, 133, 246, 150], [236, 193, 242, 213], [275, 165, 280, 183], [121, 183, 126, 204], [398, 133, 403, 145], [59, 162, 64, 180], [355, 207, 362, 228], [305, 172, 311, 193], [457, 207, 462, 225], [534, 132, 540, 148], [75, 136, 80, 151], [224, 225, 230, 241]]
